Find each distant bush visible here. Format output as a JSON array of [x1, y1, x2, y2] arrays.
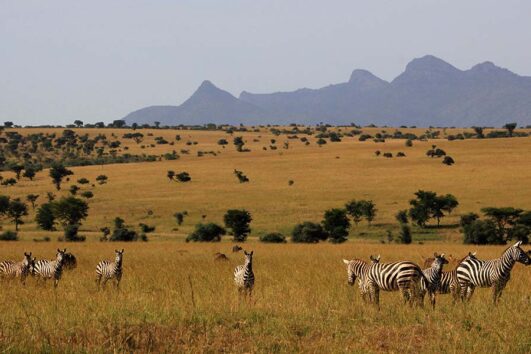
[[186, 223, 226, 242], [398, 224, 412, 244], [80, 191, 94, 199], [383, 152, 392, 158], [322, 208, 350, 243], [0, 230, 18, 241], [463, 220, 504, 245], [96, 175, 108, 185], [405, 139, 413, 147], [396, 152, 406, 157], [292, 222, 328, 243], [442, 156, 455, 165], [260, 232, 286, 243], [77, 178, 90, 185], [175, 172, 191, 182]]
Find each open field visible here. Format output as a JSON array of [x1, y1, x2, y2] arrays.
[[1, 127, 530, 242], [1, 127, 530, 352], [0, 242, 530, 353]]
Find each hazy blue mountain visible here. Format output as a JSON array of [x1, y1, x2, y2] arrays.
[[123, 56, 531, 127]]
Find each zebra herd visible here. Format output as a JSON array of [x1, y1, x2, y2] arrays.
[[1, 242, 529, 308], [0, 248, 124, 289], [343, 241, 530, 308]]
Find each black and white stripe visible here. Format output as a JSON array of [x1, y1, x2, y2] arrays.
[[34, 248, 67, 287], [419, 253, 448, 308], [0, 252, 33, 284], [457, 241, 531, 304], [96, 249, 124, 289], [343, 256, 379, 302], [234, 250, 254, 296], [366, 256, 426, 307]]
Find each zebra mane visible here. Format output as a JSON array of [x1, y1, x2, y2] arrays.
[[453, 254, 472, 270]]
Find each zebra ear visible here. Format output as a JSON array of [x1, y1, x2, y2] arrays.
[[250, 251, 253, 256], [121, 249, 124, 253], [343, 259, 350, 264], [377, 255, 380, 261], [440, 253, 445, 258], [514, 241, 522, 248], [57, 248, 61, 253]]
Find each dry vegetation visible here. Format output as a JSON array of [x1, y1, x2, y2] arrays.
[[1, 126, 530, 352]]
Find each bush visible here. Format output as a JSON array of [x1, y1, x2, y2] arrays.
[[108, 217, 141, 242], [442, 156, 455, 165], [224, 209, 252, 242], [0, 230, 18, 241], [64, 224, 86, 242], [463, 220, 504, 245], [175, 172, 191, 182], [259, 232, 286, 243], [398, 224, 412, 244], [186, 223, 226, 242], [80, 191, 94, 199], [395, 210, 409, 224], [291, 222, 328, 243], [322, 208, 350, 243]]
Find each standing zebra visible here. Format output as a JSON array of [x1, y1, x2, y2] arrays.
[[342, 256, 380, 302], [419, 253, 448, 308], [437, 253, 477, 303], [96, 249, 124, 289], [34, 249, 67, 288], [0, 252, 33, 284], [457, 241, 531, 304], [366, 255, 426, 308], [234, 250, 254, 298]]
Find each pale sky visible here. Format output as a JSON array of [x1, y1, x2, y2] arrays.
[[2, 0, 531, 125]]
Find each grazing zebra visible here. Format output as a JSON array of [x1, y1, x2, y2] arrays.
[[0, 252, 33, 284], [457, 241, 531, 304], [234, 250, 254, 297], [419, 253, 448, 308], [62, 252, 77, 270], [34, 249, 67, 288], [366, 255, 426, 308], [342, 256, 379, 302], [96, 249, 124, 289]]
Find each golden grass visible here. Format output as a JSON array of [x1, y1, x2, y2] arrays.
[[1, 242, 530, 353]]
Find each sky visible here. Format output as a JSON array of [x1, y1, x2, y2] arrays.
[[1, 0, 531, 126]]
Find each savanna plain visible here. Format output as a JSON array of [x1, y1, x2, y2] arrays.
[[0, 126, 530, 353]]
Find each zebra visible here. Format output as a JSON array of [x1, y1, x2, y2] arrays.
[[365, 255, 426, 308], [33, 248, 67, 287], [436, 252, 477, 303], [0, 252, 33, 284], [342, 256, 380, 302], [96, 249, 124, 289], [457, 241, 531, 304], [419, 253, 448, 308], [234, 250, 254, 298]]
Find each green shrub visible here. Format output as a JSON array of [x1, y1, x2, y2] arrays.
[[0, 230, 18, 241], [260, 232, 286, 243], [292, 222, 328, 243], [186, 223, 226, 242]]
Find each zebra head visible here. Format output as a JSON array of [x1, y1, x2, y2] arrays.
[[23, 252, 32, 267], [509, 241, 531, 265], [115, 249, 124, 264], [432, 252, 449, 269], [369, 255, 381, 263], [243, 250, 253, 264], [56, 248, 67, 264]]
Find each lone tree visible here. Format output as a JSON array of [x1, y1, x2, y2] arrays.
[[26, 194, 39, 209], [408, 190, 459, 227], [174, 211, 187, 226], [359, 200, 377, 226], [322, 208, 350, 243], [503, 122, 517, 137], [10, 163, 24, 180], [224, 209, 252, 242], [7, 199, 28, 231], [49, 163, 73, 190], [22, 166, 36, 180], [291, 222, 328, 243], [233, 136, 246, 152], [345, 200, 364, 226], [50, 197, 89, 241]]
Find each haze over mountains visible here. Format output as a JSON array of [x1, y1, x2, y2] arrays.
[[123, 55, 531, 127]]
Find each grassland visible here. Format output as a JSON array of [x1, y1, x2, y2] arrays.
[[1, 127, 530, 352]]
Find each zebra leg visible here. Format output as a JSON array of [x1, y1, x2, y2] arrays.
[[95, 275, 102, 289], [430, 291, 436, 309], [465, 286, 475, 302]]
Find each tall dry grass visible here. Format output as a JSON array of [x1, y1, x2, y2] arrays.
[[1, 242, 530, 352]]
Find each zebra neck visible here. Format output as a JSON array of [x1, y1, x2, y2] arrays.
[[498, 251, 517, 274], [244, 261, 252, 272]]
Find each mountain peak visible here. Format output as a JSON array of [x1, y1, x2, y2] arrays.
[[405, 55, 460, 74], [469, 61, 514, 77]]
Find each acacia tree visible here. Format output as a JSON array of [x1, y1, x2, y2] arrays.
[[503, 123, 517, 137], [359, 200, 377, 226], [409, 191, 459, 227], [224, 209, 252, 242], [26, 194, 39, 209], [7, 199, 28, 231], [322, 208, 350, 243], [345, 200, 364, 226], [49, 163, 73, 190], [49, 197, 89, 241]]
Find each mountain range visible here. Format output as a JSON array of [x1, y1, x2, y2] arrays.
[[122, 55, 531, 127]]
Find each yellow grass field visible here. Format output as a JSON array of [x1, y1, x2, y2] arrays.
[[1, 127, 530, 352]]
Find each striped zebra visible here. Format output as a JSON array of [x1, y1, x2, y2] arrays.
[[436, 252, 477, 303], [234, 250, 254, 297], [342, 256, 380, 302], [0, 252, 33, 284], [34, 248, 67, 288], [366, 255, 426, 308], [457, 241, 531, 304], [96, 249, 124, 289], [419, 253, 448, 308]]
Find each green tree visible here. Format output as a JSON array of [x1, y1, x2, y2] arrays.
[[291, 222, 328, 243], [49, 163, 73, 190], [26, 194, 39, 209], [186, 223, 226, 242], [35, 203, 56, 231], [345, 200, 364, 226], [398, 224, 412, 244], [503, 122, 517, 137], [10, 163, 24, 180], [463, 220, 504, 245], [395, 209, 409, 224], [233, 136, 245, 152], [322, 208, 350, 243], [224, 209, 252, 242], [7, 199, 28, 231], [22, 166, 36, 180], [481, 207, 523, 241], [359, 200, 377, 226]]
